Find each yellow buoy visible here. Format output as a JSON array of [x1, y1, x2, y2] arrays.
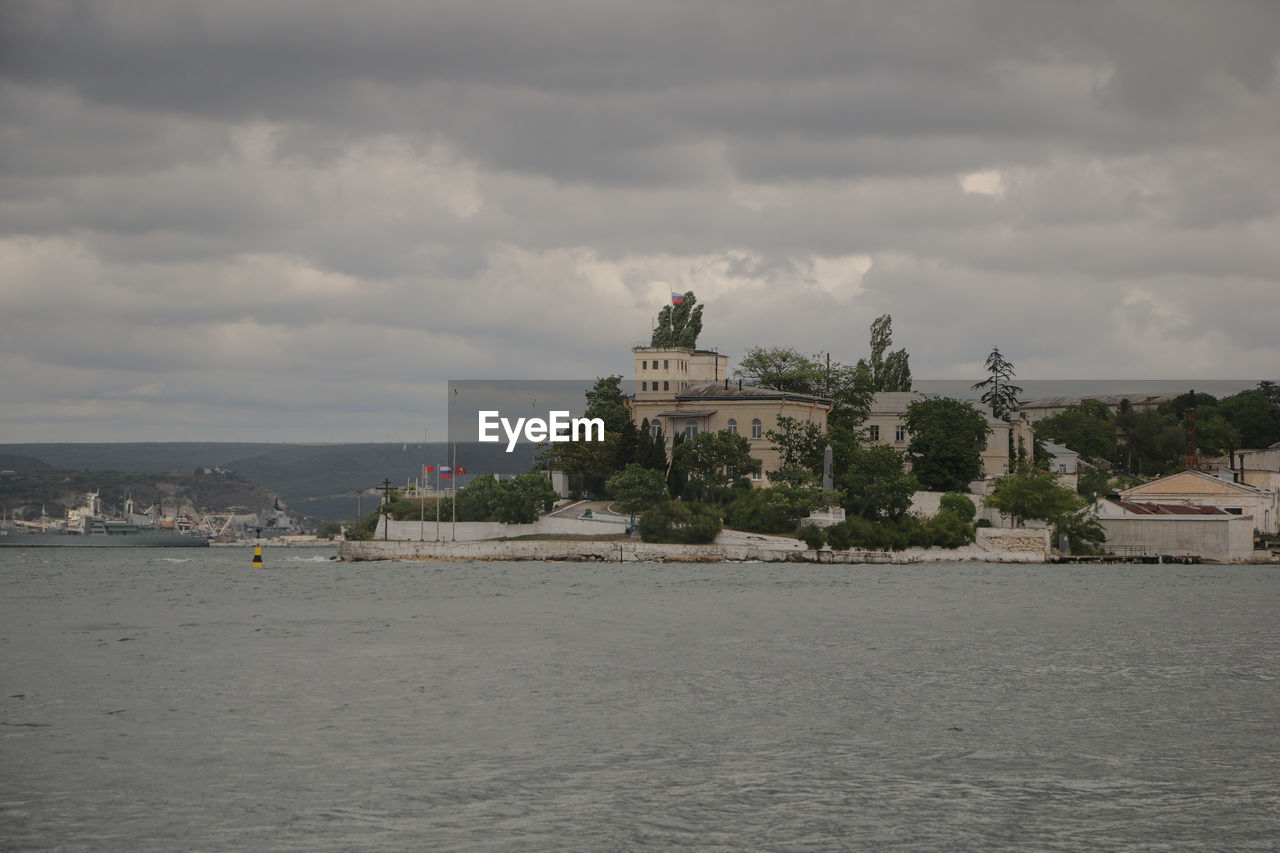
[[252, 545, 263, 567]]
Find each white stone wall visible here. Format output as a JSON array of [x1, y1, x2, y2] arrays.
[[1098, 516, 1255, 562], [374, 513, 628, 542], [340, 530, 1052, 563]]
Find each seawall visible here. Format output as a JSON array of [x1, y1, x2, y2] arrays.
[[339, 527, 1052, 563]]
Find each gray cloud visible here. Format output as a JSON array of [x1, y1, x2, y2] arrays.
[[1, 0, 1277, 440]]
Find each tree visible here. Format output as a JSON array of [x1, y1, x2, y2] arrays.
[[734, 347, 872, 425], [672, 430, 760, 501], [723, 484, 839, 533], [1075, 465, 1113, 504], [902, 398, 992, 492], [537, 375, 633, 497], [1054, 508, 1107, 555], [455, 473, 501, 521], [634, 419, 667, 472], [766, 415, 827, 482], [650, 291, 704, 348], [1114, 407, 1183, 476], [584, 375, 631, 434], [983, 463, 1079, 527], [1216, 388, 1280, 449], [606, 463, 669, 527], [734, 346, 823, 395], [855, 314, 912, 392], [839, 444, 917, 521], [493, 472, 559, 524], [666, 433, 688, 498], [972, 346, 1023, 422], [1035, 400, 1117, 462]]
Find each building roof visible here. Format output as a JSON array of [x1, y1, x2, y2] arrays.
[[654, 409, 718, 418], [1111, 500, 1231, 516], [1119, 468, 1265, 498], [676, 381, 831, 405], [1020, 393, 1178, 410]]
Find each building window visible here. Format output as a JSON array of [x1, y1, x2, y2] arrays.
[[727, 418, 738, 435], [868, 425, 880, 441], [895, 425, 906, 442], [664, 381, 670, 391], [1058, 464, 1067, 473], [650, 421, 662, 438], [664, 360, 669, 369], [641, 381, 647, 391], [684, 419, 698, 439], [751, 469, 762, 481], [642, 360, 648, 369], [1225, 507, 1243, 515], [751, 418, 763, 440]]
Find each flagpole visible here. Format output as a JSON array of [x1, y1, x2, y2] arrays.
[[434, 466, 440, 541], [451, 388, 457, 542]]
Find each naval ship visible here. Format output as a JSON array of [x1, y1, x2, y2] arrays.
[[0, 492, 209, 548]]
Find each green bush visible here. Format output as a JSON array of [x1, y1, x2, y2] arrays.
[[939, 492, 976, 523], [927, 509, 974, 548], [797, 525, 826, 550], [825, 520, 854, 550], [638, 501, 723, 544]]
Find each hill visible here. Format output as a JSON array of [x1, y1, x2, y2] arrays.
[[0, 442, 538, 522]]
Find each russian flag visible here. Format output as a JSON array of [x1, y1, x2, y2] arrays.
[[439, 466, 452, 478], [671, 291, 685, 305]]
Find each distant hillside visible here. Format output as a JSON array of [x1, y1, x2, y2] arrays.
[[0, 443, 538, 522], [0, 453, 52, 473]]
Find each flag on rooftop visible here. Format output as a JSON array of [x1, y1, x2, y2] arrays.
[[671, 291, 685, 305]]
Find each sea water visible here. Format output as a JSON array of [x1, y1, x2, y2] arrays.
[[1, 549, 1277, 851]]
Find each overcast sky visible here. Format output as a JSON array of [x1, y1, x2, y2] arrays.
[[2, 1, 1278, 442]]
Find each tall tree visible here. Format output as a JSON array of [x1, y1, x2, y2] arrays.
[[855, 314, 912, 392], [584, 375, 631, 433], [903, 398, 992, 492], [650, 291, 704, 348], [972, 346, 1023, 421]]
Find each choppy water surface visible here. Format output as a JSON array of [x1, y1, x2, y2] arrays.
[[2, 550, 1278, 851]]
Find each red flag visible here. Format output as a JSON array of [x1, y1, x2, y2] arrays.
[[456, 466, 467, 475], [423, 465, 435, 476]]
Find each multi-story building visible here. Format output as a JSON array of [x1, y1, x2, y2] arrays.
[[865, 391, 1034, 479], [628, 345, 831, 485]]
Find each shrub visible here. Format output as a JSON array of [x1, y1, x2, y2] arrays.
[[638, 501, 722, 544], [927, 509, 974, 548], [825, 520, 853, 550], [797, 525, 826, 550], [939, 492, 976, 524]]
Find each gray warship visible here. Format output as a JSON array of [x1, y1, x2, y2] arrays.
[[0, 492, 209, 548]]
